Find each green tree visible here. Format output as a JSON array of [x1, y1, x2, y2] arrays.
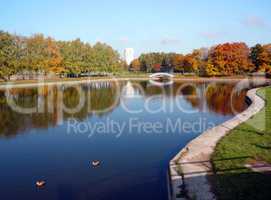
[[91, 42, 121, 72], [0, 31, 19, 80]]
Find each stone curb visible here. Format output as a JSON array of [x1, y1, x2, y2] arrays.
[[0, 77, 266, 89], [168, 87, 266, 200]]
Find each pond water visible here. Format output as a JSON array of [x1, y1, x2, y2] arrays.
[[0, 80, 249, 200]]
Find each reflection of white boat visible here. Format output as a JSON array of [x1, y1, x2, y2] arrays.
[[149, 73, 174, 79], [152, 76, 170, 81], [122, 81, 135, 97], [149, 79, 174, 86]]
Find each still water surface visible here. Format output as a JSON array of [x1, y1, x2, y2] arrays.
[[0, 80, 248, 200]]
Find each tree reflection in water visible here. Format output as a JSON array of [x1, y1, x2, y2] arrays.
[[205, 83, 248, 115], [0, 81, 248, 138]]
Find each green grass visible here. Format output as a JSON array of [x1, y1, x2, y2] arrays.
[[211, 87, 271, 200]]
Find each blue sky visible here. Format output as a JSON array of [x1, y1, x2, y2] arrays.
[[1, 0, 270, 56]]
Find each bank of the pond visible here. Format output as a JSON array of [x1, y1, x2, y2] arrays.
[[0, 75, 248, 85], [169, 87, 267, 200], [0, 76, 268, 89], [0, 77, 149, 89], [211, 87, 271, 200]]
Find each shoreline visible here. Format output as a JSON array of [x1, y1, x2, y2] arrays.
[[168, 87, 266, 200], [0, 76, 268, 89], [0, 77, 149, 89]]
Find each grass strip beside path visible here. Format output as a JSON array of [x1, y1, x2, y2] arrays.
[[212, 87, 271, 200]]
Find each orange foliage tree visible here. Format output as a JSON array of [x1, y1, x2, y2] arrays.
[[250, 44, 271, 74], [129, 59, 141, 71], [209, 42, 252, 75]]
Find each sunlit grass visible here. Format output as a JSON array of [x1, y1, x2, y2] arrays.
[[212, 87, 271, 200]]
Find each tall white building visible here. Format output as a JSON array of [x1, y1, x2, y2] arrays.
[[124, 48, 134, 65]]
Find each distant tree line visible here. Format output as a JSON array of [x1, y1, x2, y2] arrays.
[[130, 43, 271, 76], [0, 30, 126, 81], [1, 29, 271, 81]]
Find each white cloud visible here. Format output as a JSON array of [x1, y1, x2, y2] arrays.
[[160, 38, 181, 45], [119, 37, 129, 44], [199, 32, 222, 40], [242, 16, 267, 28]]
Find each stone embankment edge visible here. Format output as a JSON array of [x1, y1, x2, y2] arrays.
[[0, 77, 265, 89], [0, 78, 150, 89], [169, 87, 266, 200]]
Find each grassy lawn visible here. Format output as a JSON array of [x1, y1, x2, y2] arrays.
[[211, 87, 271, 200]]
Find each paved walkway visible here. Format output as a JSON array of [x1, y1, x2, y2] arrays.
[[169, 88, 266, 200]]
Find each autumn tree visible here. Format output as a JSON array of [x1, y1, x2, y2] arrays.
[[1, 29, 271, 80], [138, 53, 166, 72], [182, 54, 198, 73], [200, 61, 220, 76], [250, 44, 271, 73], [24, 34, 62, 73], [170, 54, 184, 72], [129, 59, 141, 71], [191, 48, 209, 73], [209, 42, 252, 75], [46, 37, 63, 73]]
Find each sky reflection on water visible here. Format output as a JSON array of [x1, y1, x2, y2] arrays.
[[0, 80, 249, 200]]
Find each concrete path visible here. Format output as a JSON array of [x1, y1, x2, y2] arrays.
[[169, 88, 266, 200]]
